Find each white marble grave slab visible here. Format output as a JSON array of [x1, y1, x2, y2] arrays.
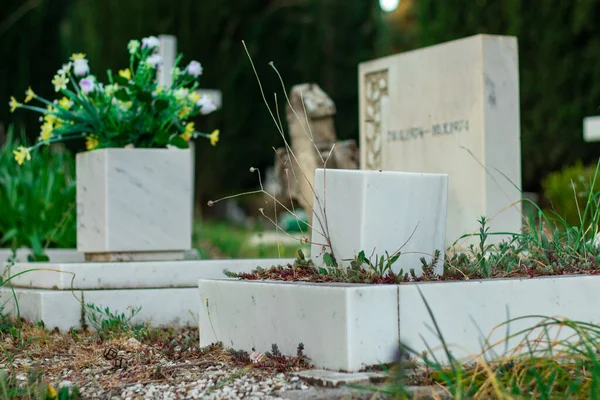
[[198, 279, 399, 372], [310, 169, 447, 276], [359, 34, 522, 247], [0, 287, 199, 331], [76, 148, 193, 253], [5, 258, 292, 290]]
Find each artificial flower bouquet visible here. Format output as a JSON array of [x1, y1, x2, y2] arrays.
[[9, 36, 219, 165]]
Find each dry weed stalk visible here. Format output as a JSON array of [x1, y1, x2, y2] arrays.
[[208, 41, 337, 261]]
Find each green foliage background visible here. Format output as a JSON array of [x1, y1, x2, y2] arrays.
[[3, 0, 600, 205], [1, 0, 383, 207]]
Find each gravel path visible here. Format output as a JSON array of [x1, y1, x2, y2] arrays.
[[2, 325, 389, 399]]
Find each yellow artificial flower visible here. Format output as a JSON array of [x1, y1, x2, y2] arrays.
[[188, 91, 201, 104], [180, 122, 195, 141], [178, 106, 192, 119], [47, 384, 57, 399], [52, 74, 69, 92], [71, 53, 86, 60], [155, 86, 164, 95], [24, 87, 35, 103], [104, 83, 118, 96], [118, 101, 132, 111], [13, 146, 31, 165], [58, 96, 73, 110], [44, 113, 57, 124], [85, 134, 99, 150], [209, 129, 219, 146], [8, 96, 20, 113], [118, 68, 132, 80], [39, 121, 54, 143]]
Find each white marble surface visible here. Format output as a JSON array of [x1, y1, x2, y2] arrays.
[[310, 169, 447, 276], [0, 248, 200, 264], [399, 275, 600, 363], [0, 287, 198, 331], [359, 34, 522, 247], [0, 248, 85, 263], [584, 115, 600, 142], [6, 258, 293, 290], [76, 148, 193, 252], [198, 279, 399, 372]]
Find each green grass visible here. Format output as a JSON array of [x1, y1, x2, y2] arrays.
[[195, 220, 309, 259], [0, 125, 76, 260], [370, 290, 600, 400]]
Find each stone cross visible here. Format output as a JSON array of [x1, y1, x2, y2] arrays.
[[158, 35, 222, 108], [158, 35, 222, 227]]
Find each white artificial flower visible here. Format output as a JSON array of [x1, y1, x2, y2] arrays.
[[128, 40, 141, 54], [146, 54, 162, 68], [79, 78, 95, 95], [58, 62, 72, 75], [73, 59, 90, 76], [196, 96, 217, 115], [174, 88, 189, 100], [185, 61, 203, 78], [141, 36, 160, 49]]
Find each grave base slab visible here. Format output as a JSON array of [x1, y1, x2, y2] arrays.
[[0, 287, 199, 331], [5, 258, 293, 290], [0, 248, 201, 264], [0, 258, 293, 331], [84, 250, 190, 262], [198, 279, 400, 372], [199, 274, 600, 370]]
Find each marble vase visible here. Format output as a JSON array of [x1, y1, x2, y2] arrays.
[[76, 148, 193, 256]]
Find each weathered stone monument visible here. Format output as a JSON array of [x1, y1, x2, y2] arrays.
[[359, 34, 522, 247], [275, 83, 358, 223]]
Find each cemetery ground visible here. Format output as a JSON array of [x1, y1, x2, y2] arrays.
[[4, 210, 600, 399]]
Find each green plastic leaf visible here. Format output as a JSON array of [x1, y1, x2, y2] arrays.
[[114, 88, 130, 102], [170, 136, 190, 149], [154, 99, 169, 112], [136, 91, 153, 103], [153, 130, 171, 145], [114, 75, 130, 86]]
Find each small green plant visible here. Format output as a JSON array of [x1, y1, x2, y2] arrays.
[[349, 249, 401, 276], [224, 249, 436, 284], [542, 160, 600, 228], [0, 125, 76, 259], [85, 303, 143, 339]]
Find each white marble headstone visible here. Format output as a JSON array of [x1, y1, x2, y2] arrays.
[[310, 169, 447, 275], [359, 34, 522, 247]]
